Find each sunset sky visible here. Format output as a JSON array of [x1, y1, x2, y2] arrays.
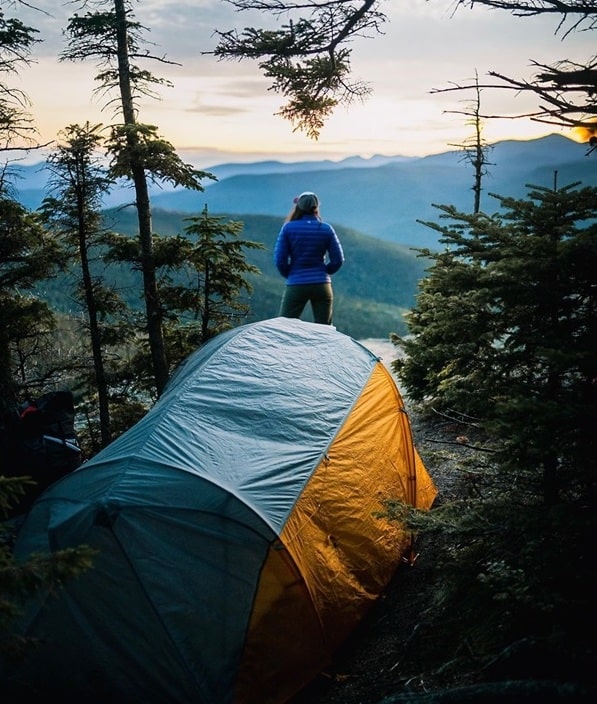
[[14, 0, 594, 167]]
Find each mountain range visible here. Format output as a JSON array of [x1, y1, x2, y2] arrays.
[[13, 133, 596, 250]]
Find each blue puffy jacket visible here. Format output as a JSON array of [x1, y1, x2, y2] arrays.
[[274, 215, 344, 285]]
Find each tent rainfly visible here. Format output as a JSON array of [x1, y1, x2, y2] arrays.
[[8, 317, 437, 704]]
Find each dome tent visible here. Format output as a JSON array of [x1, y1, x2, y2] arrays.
[[9, 317, 437, 704]]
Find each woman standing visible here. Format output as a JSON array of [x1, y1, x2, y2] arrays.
[[273, 191, 344, 325]]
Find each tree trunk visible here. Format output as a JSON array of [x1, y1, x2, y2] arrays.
[[114, 0, 169, 395]]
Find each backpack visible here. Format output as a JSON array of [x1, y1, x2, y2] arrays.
[[1, 390, 82, 518]]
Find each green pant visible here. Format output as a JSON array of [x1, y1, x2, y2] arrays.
[[279, 283, 334, 325]]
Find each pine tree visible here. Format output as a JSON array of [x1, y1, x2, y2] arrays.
[[0, 198, 65, 418], [176, 207, 264, 347], [62, 0, 214, 396], [40, 122, 134, 451], [0, 3, 39, 155], [395, 181, 597, 505], [103, 206, 264, 387]]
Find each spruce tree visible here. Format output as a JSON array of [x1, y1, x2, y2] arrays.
[[40, 123, 134, 451], [177, 207, 264, 347], [62, 0, 214, 396], [103, 206, 264, 386], [396, 181, 597, 505], [0, 198, 65, 418]]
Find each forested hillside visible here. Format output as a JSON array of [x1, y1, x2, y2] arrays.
[[39, 208, 431, 340]]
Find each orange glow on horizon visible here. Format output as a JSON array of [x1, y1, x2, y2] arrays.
[[570, 119, 597, 145]]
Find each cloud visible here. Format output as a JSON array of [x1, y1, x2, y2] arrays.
[[11, 0, 597, 161], [185, 102, 248, 117]]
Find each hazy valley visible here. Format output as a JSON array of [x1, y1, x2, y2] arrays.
[[17, 133, 596, 340]]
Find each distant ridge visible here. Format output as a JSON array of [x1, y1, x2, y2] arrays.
[[12, 133, 594, 250], [204, 153, 416, 180]]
